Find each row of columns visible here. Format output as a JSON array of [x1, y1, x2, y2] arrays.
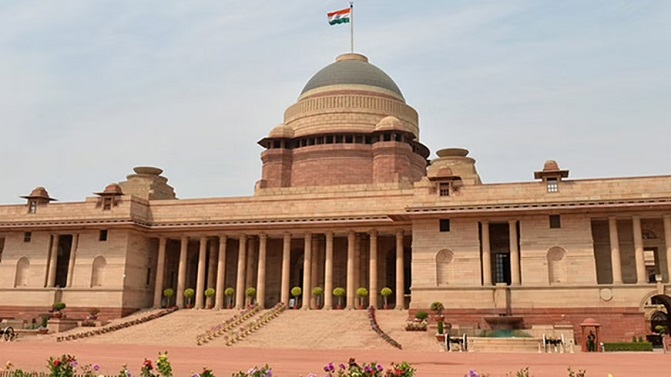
[[153, 230, 407, 310], [610, 215, 671, 284]]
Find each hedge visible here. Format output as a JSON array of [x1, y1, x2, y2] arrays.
[[603, 342, 653, 352]]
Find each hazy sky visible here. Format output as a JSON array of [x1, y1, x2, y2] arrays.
[[1, 1, 669, 203]]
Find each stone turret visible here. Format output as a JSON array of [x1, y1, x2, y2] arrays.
[[427, 148, 482, 186], [118, 166, 177, 200]]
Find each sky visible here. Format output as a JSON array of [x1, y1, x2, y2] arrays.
[[1, 1, 669, 203]]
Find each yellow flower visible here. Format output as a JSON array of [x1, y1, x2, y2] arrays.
[[5, 361, 13, 370]]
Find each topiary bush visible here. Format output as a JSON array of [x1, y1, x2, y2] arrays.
[[415, 311, 429, 321]]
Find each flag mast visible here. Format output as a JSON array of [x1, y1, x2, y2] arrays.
[[350, 1, 354, 53]]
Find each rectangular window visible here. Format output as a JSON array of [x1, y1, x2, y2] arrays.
[[439, 219, 451, 232], [549, 215, 561, 229], [28, 201, 37, 214], [24, 232, 32, 242], [99, 230, 108, 241], [439, 183, 451, 197], [0, 238, 4, 263], [547, 178, 559, 193], [146, 267, 152, 287], [103, 197, 113, 210]]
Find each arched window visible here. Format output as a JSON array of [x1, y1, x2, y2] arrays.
[[547, 247, 567, 284], [435, 249, 454, 286], [91, 256, 107, 287], [14, 257, 30, 287]]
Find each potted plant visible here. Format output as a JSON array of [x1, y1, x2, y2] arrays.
[[380, 287, 393, 309], [224, 287, 235, 309], [430, 301, 445, 322], [312, 286, 324, 309], [163, 288, 175, 308], [333, 287, 346, 309], [52, 302, 66, 319], [246, 287, 256, 307], [291, 286, 302, 309], [184, 288, 195, 308], [86, 307, 100, 320], [204, 288, 215, 309], [356, 287, 368, 309], [38, 315, 49, 334]]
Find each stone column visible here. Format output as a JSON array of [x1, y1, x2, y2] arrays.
[[245, 238, 257, 300], [235, 234, 247, 309], [509, 220, 520, 285], [281, 233, 291, 305], [47, 234, 60, 287], [353, 234, 361, 302], [633, 216, 646, 284], [195, 236, 207, 309], [176, 237, 188, 308], [481, 222, 492, 286], [256, 234, 268, 309], [664, 215, 671, 283], [207, 239, 217, 290], [310, 236, 319, 309], [346, 231, 355, 309], [324, 232, 334, 310], [369, 230, 378, 308], [609, 217, 623, 284], [66, 234, 79, 288], [215, 236, 227, 309], [153, 237, 167, 308], [302, 233, 312, 309], [395, 230, 405, 309]]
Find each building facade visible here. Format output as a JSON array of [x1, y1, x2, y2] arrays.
[[1, 53, 670, 342]]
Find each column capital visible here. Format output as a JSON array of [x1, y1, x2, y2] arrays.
[[481, 220, 490, 225], [158, 237, 167, 246], [219, 234, 228, 241], [369, 229, 378, 237], [508, 219, 517, 225], [396, 229, 404, 236], [663, 214, 671, 221], [259, 233, 268, 240]]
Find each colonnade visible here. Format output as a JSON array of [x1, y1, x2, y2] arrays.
[[609, 215, 671, 284], [152, 230, 407, 310]]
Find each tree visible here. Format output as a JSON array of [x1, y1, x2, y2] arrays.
[[356, 287, 368, 309], [333, 287, 346, 309], [184, 288, 195, 308], [312, 286, 324, 309], [163, 288, 175, 307], [204, 288, 215, 308], [380, 287, 392, 309], [224, 287, 235, 309], [246, 287, 257, 307], [291, 286, 302, 309]]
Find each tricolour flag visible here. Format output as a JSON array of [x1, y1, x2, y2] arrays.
[[327, 7, 351, 26]]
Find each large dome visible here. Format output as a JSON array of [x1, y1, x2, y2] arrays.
[[300, 53, 404, 101]]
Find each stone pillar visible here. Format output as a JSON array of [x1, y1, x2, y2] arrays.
[[153, 237, 167, 308], [66, 234, 79, 288], [235, 234, 247, 309], [176, 237, 188, 308], [633, 216, 646, 284], [215, 236, 227, 309], [353, 234, 361, 301], [207, 239, 217, 290], [281, 233, 291, 305], [395, 230, 405, 309], [256, 234, 268, 309], [324, 232, 334, 310], [481, 222, 492, 286], [245, 238, 257, 300], [609, 217, 623, 284], [509, 220, 520, 285], [47, 234, 60, 287], [195, 236, 207, 309], [302, 233, 312, 310], [346, 231, 355, 309], [369, 230, 378, 309], [664, 215, 671, 283], [310, 236, 319, 309]]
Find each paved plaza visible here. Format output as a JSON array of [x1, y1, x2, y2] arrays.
[[1, 341, 669, 377]]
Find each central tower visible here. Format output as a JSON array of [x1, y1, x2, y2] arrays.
[[258, 53, 429, 189]]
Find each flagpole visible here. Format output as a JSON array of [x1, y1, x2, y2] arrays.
[[350, 1, 354, 53]]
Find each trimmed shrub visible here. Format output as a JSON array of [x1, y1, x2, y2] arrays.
[[603, 342, 653, 352], [415, 311, 429, 321]]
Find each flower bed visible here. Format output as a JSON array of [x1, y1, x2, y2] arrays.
[[195, 303, 285, 346], [55, 307, 178, 342], [367, 306, 402, 349], [404, 320, 427, 331]]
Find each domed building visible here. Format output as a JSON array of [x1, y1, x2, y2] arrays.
[[0, 53, 670, 346]]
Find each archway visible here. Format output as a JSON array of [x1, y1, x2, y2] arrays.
[[91, 256, 107, 287], [650, 295, 671, 334]]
